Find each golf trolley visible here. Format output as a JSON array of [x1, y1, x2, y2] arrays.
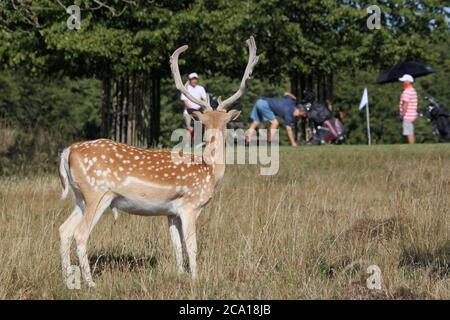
[[425, 96, 450, 141]]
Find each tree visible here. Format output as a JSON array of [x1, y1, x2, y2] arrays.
[[1, 1, 188, 145], [0, 0, 448, 147]]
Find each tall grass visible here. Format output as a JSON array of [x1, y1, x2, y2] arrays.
[[0, 145, 449, 299]]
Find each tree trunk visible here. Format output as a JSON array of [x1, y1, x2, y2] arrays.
[[100, 71, 161, 147], [149, 73, 161, 147], [101, 77, 111, 138]]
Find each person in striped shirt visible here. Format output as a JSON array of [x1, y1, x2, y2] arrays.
[[399, 74, 418, 144]]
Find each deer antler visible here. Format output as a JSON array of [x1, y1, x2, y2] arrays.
[[218, 36, 259, 110], [170, 46, 213, 111]]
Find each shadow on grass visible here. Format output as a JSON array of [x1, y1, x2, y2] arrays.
[[399, 240, 450, 277], [89, 253, 158, 276], [342, 215, 411, 242]]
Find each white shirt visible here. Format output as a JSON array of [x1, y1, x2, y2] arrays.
[[181, 84, 207, 115]]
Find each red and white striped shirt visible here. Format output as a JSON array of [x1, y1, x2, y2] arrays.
[[399, 87, 418, 122]]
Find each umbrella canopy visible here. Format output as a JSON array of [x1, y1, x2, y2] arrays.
[[375, 61, 435, 84]]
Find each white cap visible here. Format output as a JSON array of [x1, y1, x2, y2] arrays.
[[188, 72, 199, 80], [399, 74, 414, 83]]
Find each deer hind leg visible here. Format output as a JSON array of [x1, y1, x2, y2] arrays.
[[73, 193, 113, 288], [179, 208, 198, 280], [168, 215, 184, 274], [59, 205, 83, 279]]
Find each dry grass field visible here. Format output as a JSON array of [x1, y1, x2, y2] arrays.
[[1, 144, 450, 299]]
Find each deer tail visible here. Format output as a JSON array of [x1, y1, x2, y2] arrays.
[[58, 148, 71, 200]]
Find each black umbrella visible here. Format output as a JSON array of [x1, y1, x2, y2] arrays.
[[375, 61, 435, 84]]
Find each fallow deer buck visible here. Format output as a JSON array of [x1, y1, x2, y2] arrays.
[[58, 36, 258, 287]]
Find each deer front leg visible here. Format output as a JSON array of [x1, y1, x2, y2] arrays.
[[168, 215, 185, 274], [179, 208, 198, 280]]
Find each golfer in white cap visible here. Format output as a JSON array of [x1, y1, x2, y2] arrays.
[[399, 74, 418, 144], [180, 72, 207, 139]]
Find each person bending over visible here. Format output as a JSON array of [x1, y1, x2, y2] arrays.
[[246, 93, 304, 146]]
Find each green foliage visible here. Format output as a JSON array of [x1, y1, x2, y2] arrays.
[[0, 0, 448, 156], [0, 0, 181, 77], [2, 1, 447, 77], [0, 71, 101, 137], [0, 71, 102, 175]]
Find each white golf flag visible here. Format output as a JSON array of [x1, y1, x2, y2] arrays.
[[359, 88, 369, 110]]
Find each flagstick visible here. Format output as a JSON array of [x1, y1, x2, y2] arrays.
[[359, 87, 372, 145], [366, 101, 372, 145]]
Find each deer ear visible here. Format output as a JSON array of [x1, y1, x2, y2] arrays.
[[191, 111, 204, 122], [227, 109, 241, 121]]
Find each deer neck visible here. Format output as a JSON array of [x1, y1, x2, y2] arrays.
[[203, 127, 227, 185]]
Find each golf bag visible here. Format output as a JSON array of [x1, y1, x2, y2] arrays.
[[426, 96, 450, 141], [313, 117, 346, 144], [209, 93, 219, 110], [303, 102, 346, 144]]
